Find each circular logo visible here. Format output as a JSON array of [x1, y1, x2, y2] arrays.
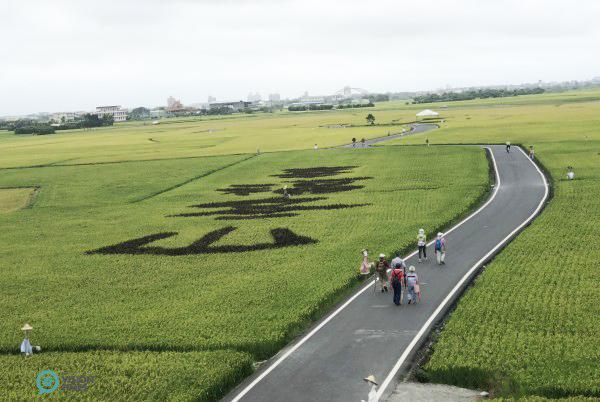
[[36, 369, 60, 395]]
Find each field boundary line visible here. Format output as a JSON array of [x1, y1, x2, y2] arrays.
[[376, 146, 549, 398], [130, 154, 256, 203], [230, 146, 502, 402]]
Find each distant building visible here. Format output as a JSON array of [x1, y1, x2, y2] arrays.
[[166, 96, 184, 111], [51, 112, 76, 123], [268, 93, 281, 102], [95, 105, 127, 122], [208, 101, 252, 112], [208, 95, 216, 103]]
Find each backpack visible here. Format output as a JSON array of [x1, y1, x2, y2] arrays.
[[435, 239, 442, 251], [391, 270, 401, 287]]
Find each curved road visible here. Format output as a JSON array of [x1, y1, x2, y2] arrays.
[[225, 136, 548, 402]]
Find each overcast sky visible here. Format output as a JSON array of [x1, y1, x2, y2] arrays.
[[2, 0, 599, 115]]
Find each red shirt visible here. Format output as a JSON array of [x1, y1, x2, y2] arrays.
[[390, 268, 404, 285]]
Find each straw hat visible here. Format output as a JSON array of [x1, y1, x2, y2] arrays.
[[363, 375, 378, 385], [409, 265, 416, 272], [379, 253, 385, 258], [21, 323, 33, 331]]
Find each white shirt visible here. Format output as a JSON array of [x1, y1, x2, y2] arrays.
[[391, 256, 406, 269]]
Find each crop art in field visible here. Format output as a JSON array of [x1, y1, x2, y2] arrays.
[[87, 166, 370, 255]]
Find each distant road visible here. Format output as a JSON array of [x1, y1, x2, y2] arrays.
[[225, 139, 548, 402], [339, 123, 438, 148]]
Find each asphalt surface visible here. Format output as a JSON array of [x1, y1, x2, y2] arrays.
[[339, 123, 438, 148], [225, 141, 548, 402]]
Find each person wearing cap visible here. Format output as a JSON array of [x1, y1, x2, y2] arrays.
[[375, 253, 390, 293], [391, 252, 407, 275], [390, 263, 405, 305], [405, 266, 419, 304], [434, 232, 446, 265], [417, 228, 427, 263]]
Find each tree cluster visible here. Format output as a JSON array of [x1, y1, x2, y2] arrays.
[[288, 104, 335, 111], [337, 103, 375, 109], [413, 87, 545, 103]]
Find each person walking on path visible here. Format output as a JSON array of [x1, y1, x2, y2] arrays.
[[352, 137, 356, 148], [434, 232, 446, 265], [391, 252, 407, 274], [375, 253, 390, 293], [405, 266, 419, 304], [361, 138, 366, 148], [506, 141, 511, 153], [417, 229, 427, 263], [529, 145, 535, 160], [390, 264, 404, 305]]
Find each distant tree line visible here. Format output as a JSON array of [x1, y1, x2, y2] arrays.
[[288, 104, 334, 111], [413, 87, 545, 103], [2, 113, 114, 135], [336, 103, 375, 109], [366, 94, 390, 102]]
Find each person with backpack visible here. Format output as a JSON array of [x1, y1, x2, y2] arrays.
[[434, 232, 446, 265], [375, 253, 390, 293], [390, 263, 404, 305], [417, 228, 427, 263], [405, 266, 419, 304]]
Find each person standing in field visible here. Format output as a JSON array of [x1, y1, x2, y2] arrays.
[[406, 266, 419, 304], [434, 232, 446, 265], [390, 263, 404, 306], [359, 249, 372, 275], [352, 137, 357, 148], [417, 228, 427, 263], [529, 145, 535, 160], [314, 143, 318, 151], [375, 253, 390, 293], [506, 141, 511, 153], [361, 138, 366, 147]]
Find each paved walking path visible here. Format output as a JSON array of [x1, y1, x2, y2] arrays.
[[339, 123, 438, 148], [225, 137, 548, 402]]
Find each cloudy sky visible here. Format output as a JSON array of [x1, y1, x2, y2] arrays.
[[2, 0, 599, 115]]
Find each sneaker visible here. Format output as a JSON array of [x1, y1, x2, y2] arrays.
[[418, 259, 422, 263], [381, 288, 384, 293]]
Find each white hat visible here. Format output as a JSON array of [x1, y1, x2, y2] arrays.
[[379, 253, 385, 258], [437, 232, 443, 238], [418, 228, 424, 234], [409, 265, 416, 272], [21, 323, 33, 331]]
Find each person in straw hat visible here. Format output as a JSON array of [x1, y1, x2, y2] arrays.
[[20, 323, 40, 356]]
